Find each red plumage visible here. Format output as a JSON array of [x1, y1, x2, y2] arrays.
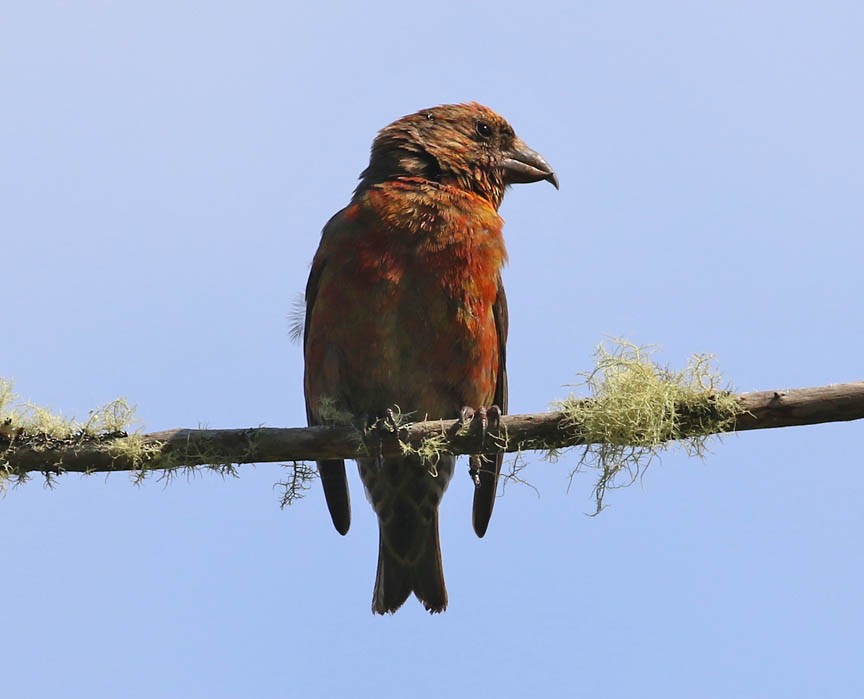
[[303, 103, 557, 613]]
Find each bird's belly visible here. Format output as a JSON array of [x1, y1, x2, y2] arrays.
[[372, 282, 497, 418], [318, 274, 499, 422]]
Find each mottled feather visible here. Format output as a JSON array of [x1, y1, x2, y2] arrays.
[[303, 103, 556, 613]]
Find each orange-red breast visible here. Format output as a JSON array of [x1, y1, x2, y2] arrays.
[[303, 103, 557, 613]]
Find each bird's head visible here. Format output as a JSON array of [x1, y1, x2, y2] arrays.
[[358, 102, 558, 208]]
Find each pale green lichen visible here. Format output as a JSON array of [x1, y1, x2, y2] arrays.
[[555, 340, 741, 513], [399, 424, 450, 476], [1, 378, 145, 489], [316, 395, 356, 426], [128, 424, 257, 486], [0, 379, 316, 504], [0, 378, 136, 440]]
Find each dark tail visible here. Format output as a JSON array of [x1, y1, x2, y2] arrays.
[[472, 452, 503, 537], [318, 459, 351, 535], [372, 512, 447, 614]]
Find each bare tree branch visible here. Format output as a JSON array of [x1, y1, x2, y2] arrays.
[[2, 382, 862, 478]]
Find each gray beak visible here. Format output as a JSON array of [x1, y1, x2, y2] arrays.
[[501, 138, 559, 189]]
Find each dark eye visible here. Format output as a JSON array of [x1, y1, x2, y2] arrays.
[[475, 121, 493, 139], [425, 112, 435, 121]]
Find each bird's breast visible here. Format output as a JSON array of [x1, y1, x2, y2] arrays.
[[311, 184, 506, 417], [356, 184, 506, 335]]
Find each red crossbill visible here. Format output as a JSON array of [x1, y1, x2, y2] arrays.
[[303, 103, 557, 613]]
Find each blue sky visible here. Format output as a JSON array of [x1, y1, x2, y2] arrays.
[[2, 2, 863, 697]]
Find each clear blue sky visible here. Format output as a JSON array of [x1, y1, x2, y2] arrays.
[[3, 2, 863, 697]]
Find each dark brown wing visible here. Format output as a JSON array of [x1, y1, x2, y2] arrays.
[[304, 225, 351, 536], [472, 277, 508, 537]]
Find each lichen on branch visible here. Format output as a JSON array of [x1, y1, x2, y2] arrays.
[[555, 340, 741, 513], [0, 378, 145, 489], [0, 379, 246, 490]]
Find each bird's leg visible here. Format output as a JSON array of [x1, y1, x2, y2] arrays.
[[468, 455, 482, 486], [458, 405, 502, 447], [484, 405, 502, 445], [460, 405, 502, 485], [369, 408, 399, 469]]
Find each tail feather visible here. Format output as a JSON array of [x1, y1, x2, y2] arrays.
[[364, 454, 453, 614], [410, 512, 447, 613], [471, 453, 503, 538], [318, 459, 351, 535], [372, 532, 413, 614], [372, 512, 447, 614]]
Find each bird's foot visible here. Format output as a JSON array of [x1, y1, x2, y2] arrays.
[[459, 405, 502, 485], [369, 407, 400, 468], [458, 405, 501, 443]]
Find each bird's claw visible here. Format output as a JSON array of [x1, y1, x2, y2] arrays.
[[460, 405, 501, 486], [381, 408, 399, 432], [459, 405, 475, 425], [370, 408, 400, 469]]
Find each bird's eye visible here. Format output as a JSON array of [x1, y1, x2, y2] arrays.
[[475, 121, 493, 139], [425, 113, 435, 121]]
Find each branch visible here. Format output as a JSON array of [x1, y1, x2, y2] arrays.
[[3, 382, 862, 477]]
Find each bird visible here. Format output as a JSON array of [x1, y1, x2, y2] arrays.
[[303, 102, 557, 614]]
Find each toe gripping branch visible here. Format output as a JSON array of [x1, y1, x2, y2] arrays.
[[460, 405, 502, 486], [367, 407, 401, 468]]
